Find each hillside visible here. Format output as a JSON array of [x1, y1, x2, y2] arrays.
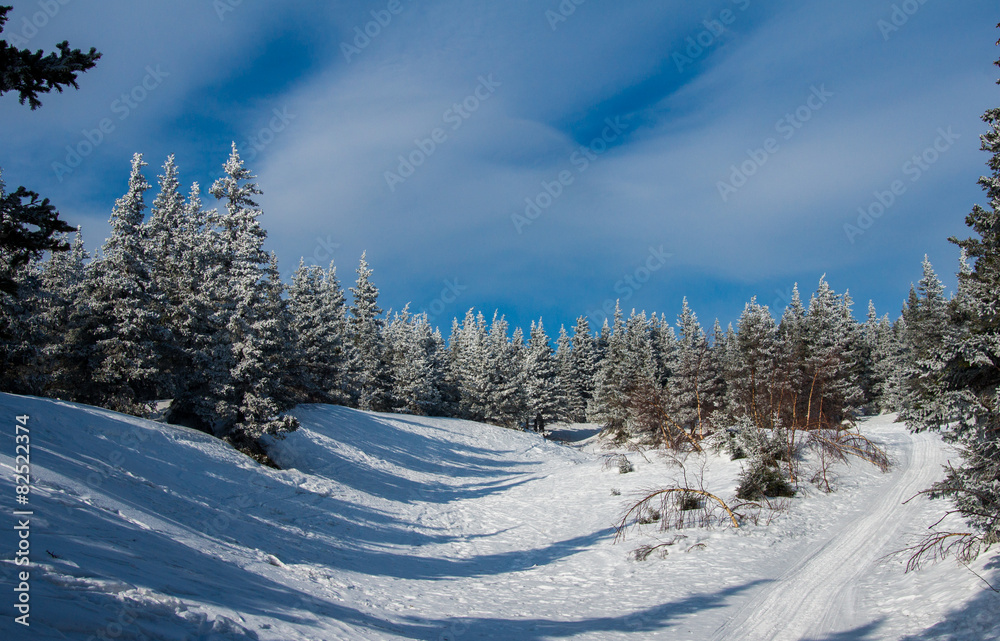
[[1, 393, 997, 640]]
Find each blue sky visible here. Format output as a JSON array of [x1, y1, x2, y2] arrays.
[[1, 0, 997, 334]]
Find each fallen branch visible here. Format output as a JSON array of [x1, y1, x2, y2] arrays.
[[615, 487, 738, 543], [899, 531, 986, 573], [810, 429, 891, 473]]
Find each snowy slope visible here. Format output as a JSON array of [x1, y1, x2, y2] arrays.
[[0, 393, 997, 640]]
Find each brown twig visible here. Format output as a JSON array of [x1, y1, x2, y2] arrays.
[[615, 487, 738, 543]]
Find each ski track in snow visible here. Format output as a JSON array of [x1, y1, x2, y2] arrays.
[[710, 421, 944, 640], [1, 395, 997, 641]]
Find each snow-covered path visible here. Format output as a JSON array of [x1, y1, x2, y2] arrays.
[[709, 419, 946, 640]]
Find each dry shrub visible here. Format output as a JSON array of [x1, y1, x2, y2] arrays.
[[602, 453, 634, 474], [808, 426, 891, 491], [615, 487, 739, 542]]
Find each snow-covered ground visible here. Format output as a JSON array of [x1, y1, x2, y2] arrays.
[[1, 392, 997, 640]]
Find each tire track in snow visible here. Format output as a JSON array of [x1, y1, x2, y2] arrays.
[[710, 422, 946, 641]]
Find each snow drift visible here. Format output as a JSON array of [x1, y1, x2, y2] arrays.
[[0, 393, 997, 640]]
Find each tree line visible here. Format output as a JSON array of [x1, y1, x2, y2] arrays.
[[0, 144, 956, 463]]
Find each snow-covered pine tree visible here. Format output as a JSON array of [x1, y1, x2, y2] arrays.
[[163, 182, 232, 430], [84, 153, 169, 416], [37, 229, 89, 399], [347, 252, 390, 411], [438, 316, 466, 417], [798, 276, 862, 428], [413, 312, 446, 415], [871, 313, 905, 413], [385, 306, 442, 415], [0, 254, 43, 394], [554, 325, 576, 422], [668, 298, 719, 441], [227, 252, 299, 446], [322, 262, 354, 405], [287, 259, 351, 404], [837, 289, 868, 412], [482, 314, 526, 428], [142, 155, 188, 397], [899, 257, 961, 432], [623, 310, 658, 390], [931, 42, 1000, 552], [449, 309, 489, 420], [858, 300, 882, 412], [590, 302, 631, 437], [708, 319, 730, 413], [523, 319, 562, 430], [207, 145, 297, 443], [567, 316, 597, 422], [727, 297, 780, 430], [776, 284, 807, 419], [649, 312, 678, 388], [428, 325, 449, 412]]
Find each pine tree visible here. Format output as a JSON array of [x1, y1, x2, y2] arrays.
[[931, 36, 1000, 551], [0, 6, 100, 109], [777, 284, 808, 416], [287, 259, 350, 404], [590, 302, 631, 437], [441, 315, 469, 418], [482, 313, 525, 428], [322, 262, 353, 404], [0, 9, 97, 294], [668, 298, 719, 440], [454, 309, 492, 421], [900, 257, 960, 431], [523, 320, 561, 430], [0, 253, 43, 394], [142, 156, 189, 397], [869, 311, 904, 413], [84, 154, 168, 415], [227, 253, 299, 443], [347, 252, 389, 411], [199, 144, 297, 441], [554, 325, 576, 421], [728, 297, 780, 430], [567, 316, 597, 422], [649, 312, 678, 387], [798, 276, 862, 428], [37, 230, 90, 399], [0, 170, 74, 295], [164, 182, 230, 429], [385, 306, 442, 416]]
